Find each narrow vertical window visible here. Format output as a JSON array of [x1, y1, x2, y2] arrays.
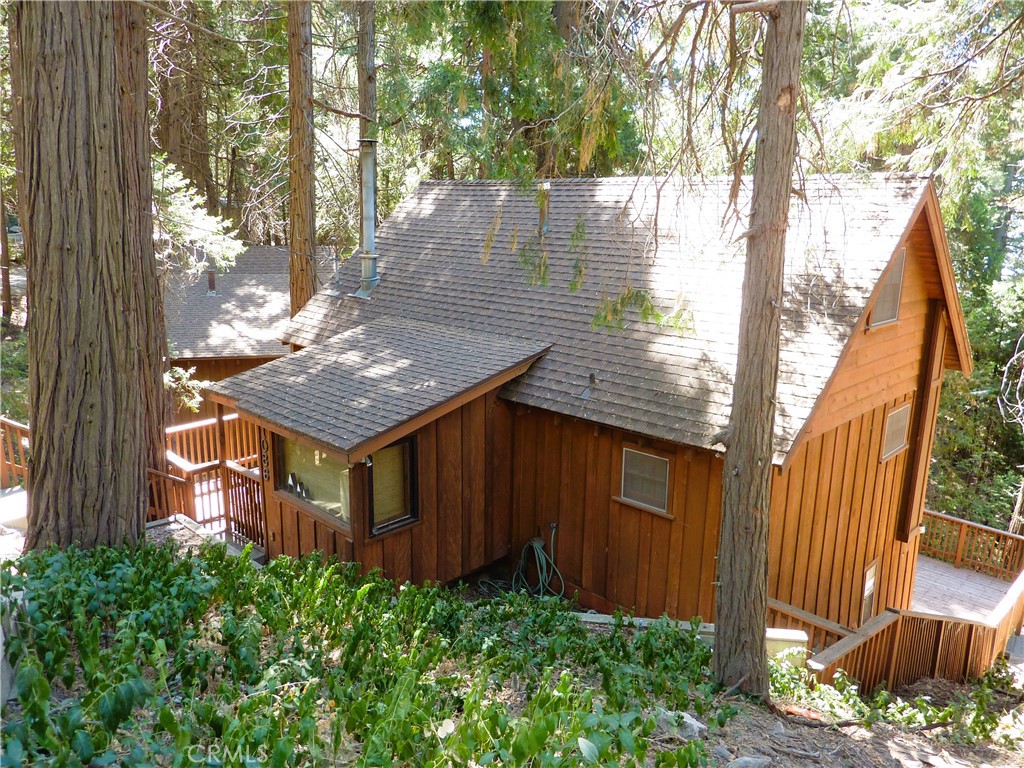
[[861, 560, 878, 625], [369, 438, 417, 535], [869, 247, 906, 327]]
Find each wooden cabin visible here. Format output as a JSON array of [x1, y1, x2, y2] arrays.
[[164, 246, 332, 420], [207, 174, 972, 632]]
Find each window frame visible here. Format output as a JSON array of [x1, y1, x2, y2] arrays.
[[273, 434, 351, 528], [881, 402, 912, 462], [367, 436, 419, 539], [616, 444, 674, 518], [861, 559, 879, 626], [868, 247, 906, 329]]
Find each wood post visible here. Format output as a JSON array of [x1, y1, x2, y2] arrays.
[[215, 402, 232, 539], [954, 519, 966, 568]]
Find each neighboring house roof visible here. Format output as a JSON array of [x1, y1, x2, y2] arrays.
[[208, 317, 549, 462], [164, 245, 333, 360], [278, 174, 968, 462]]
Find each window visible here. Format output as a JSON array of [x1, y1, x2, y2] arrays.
[[621, 448, 670, 514], [869, 248, 906, 327], [861, 560, 878, 625], [882, 403, 911, 461], [277, 438, 350, 523], [369, 438, 417, 536]]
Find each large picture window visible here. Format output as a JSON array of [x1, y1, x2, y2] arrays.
[[369, 438, 417, 536], [277, 437, 350, 524], [621, 447, 670, 514]]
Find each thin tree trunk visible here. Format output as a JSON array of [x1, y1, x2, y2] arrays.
[[287, 0, 317, 316], [715, 1, 807, 698], [15, 0, 151, 549], [153, 0, 218, 212], [8, 15, 26, 328], [0, 180, 11, 325]]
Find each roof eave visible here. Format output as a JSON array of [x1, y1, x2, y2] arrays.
[[922, 181, 973, 376]]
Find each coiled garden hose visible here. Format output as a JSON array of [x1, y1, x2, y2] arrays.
[[478, 523, 565, 598]]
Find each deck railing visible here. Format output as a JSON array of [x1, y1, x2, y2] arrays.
[[0, 416, 30, 490], [809, 563, 1024, 690], [6, 413, 266, 549], [767, 598, 851, 653], [920, 509, 1024, 580]]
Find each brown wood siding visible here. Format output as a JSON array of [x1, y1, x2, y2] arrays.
[[799, 218, 942, 443], [771, 393, 920, 629], [173, 356, 280, 422], [510, 407, 723, 622], [259, 389, 514, 584]]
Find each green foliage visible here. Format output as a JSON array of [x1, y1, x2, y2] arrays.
[[770, 651, 1024, 745], [163, 366, 214, 415], [0, 332, 28, 423], [1, 544, 727, 766], [593, 287, 692, 335], [153, 155, 246, 281]]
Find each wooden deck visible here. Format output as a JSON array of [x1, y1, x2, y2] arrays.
[[911, 554, 1010, 622]]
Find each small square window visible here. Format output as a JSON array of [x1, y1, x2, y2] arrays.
[[869, 248, 906, 328], [621, 448, 670, 513], [369, 438, 417, 536], [882, 403, 911, 461]]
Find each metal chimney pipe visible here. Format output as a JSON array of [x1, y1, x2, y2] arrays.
[[353, 138, 379, 298], [207, 269, 216, 294]]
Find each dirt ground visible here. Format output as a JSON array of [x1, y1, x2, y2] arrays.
[[708, 695, 1023, 768]]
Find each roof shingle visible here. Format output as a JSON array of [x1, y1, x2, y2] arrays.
[[208, 318, 549, 458], [283, 174, 933, 459]]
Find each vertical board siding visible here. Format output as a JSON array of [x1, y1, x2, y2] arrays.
[[510, 408, 722, 622], [258, 389, 514, 586], [772, 394, 918, 630]]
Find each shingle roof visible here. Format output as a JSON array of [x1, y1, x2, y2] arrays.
[[164, 246, 333, 359], [283, 174, 936, 460], [208, 317, 549, 459]]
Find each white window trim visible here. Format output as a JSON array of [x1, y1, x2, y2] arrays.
[[881, 402, 912, 461], [620, 447, 671, 514]]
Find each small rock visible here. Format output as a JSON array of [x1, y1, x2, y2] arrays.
[[769, 721, 787, 738], [727, 757, 771, 768], [713, 745, 733, 761], [656, 708, 708, 740]]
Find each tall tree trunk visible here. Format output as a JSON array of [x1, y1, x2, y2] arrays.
[[8, 16, 25, 328], [714, 1, 807, 698], [287, 0, 317, 316], [0, 180, 11, 325], [153, 0, 218, 212], [15, 0, 153, 549], [116, 0, 168, 474]]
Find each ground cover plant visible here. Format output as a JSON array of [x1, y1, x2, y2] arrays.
[[1, 543, 723, 767], [770, 649, 1024, 746]]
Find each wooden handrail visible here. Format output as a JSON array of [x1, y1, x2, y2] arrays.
[[0, 415, 29, 432], [767, 598, 852, 638], [807, 610, 901, 672], [164, 450, 220, 476], [987, 564, 1024, 625], [224, 460, 260, 480], [164, 412, 240, 436], [924, 509, 1024, 545]]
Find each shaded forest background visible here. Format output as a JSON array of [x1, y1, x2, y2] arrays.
[[1, 0, 1023, 530]]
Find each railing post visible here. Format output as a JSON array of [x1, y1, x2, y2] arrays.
[[216, 403, 232, 539], [954, 519, 966, 568]]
